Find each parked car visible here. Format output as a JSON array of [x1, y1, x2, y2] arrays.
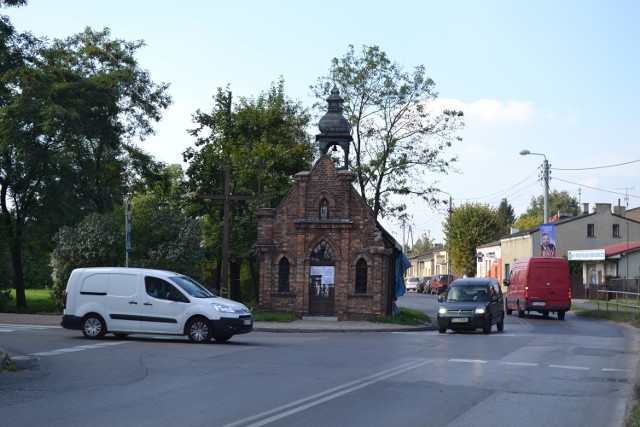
[[429, 274, 455, 294], [405, 276, 420, 292], [436, 277, 505, 334], [418, 277, 430, 293], [503, 256, 572, 319]]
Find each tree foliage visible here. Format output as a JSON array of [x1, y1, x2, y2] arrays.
[[311, 45, 464, 220], [515, 190, 580, 230], [183, 79, 314, 295], [0, 25, 171, 307], [410, 232, 437, 255], [445, 203, 502, 277], [497, 198, 516, 236]]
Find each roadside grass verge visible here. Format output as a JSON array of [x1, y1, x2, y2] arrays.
[[2, 289, 60, 315], [369, 307, 430, 326]]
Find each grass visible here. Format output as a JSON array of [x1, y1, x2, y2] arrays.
[[2, 289, 61, 315], [369, 307, 430, 326]]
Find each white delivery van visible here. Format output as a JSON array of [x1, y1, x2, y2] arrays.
[[61, 267, 252, 343]]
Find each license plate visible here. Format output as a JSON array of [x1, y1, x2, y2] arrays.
[[244, 319, 252, 325], [451, 318, 468, 323], [532, 301, 546, 306]]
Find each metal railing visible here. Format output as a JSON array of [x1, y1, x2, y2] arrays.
[[596, 278, 640, 312]]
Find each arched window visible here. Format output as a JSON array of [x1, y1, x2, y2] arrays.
[[278, 257, 290, 292], [311, 240, 335, 264], [355, 258, 367, 294]]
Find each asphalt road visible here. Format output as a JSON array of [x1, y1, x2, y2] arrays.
[[1, 293, 637, 427]]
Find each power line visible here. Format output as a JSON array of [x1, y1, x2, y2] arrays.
[[551, 159, 640, 171], [553, 177, 640, 199]]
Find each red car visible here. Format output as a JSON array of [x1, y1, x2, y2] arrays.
[[429, 274, 455, 295]]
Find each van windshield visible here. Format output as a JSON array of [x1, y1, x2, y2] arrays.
[[171, 275, 217, 298]]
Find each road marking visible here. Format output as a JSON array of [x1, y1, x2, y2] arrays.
[[221, 359, 432, 427], [500, 362, 538, 367], [0, 323, 60, 333], [450, 359, 488, 364], [29, 341, 126, 357], [549, 364, 589, 370]]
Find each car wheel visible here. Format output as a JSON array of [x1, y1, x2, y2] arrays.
[[187, 317, 213, 343], [482, 318, 492, 334], [214, 334, 232, 343], [438, 327, 446, 334], [517, 303, 525, 318], [497, 317, 504, 332], [81, 314, 106, 339], [558, 311, 565, 320], [542, 311, 549, 318]]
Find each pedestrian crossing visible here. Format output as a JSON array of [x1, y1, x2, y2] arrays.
[[0, 323, 61, 333]]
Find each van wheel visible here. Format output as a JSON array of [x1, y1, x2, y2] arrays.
[[438, 328, 446, 334], [82, 314, 106, 339], [187, 317, 213, 343], [517, 304, 525, 318], [214, 334, 232, 343], [558, 311, 565, 320]]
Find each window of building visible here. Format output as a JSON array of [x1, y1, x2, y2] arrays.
[[278, 257, 290, 292], [587, 224, 595, 238], [355, 258, 367, 294], [613, 224, 620, 238], [311, 240, 335, 264]]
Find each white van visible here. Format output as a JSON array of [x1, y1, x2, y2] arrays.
[[61, 267, 253, 343]]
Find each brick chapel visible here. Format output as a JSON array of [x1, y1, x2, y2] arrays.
[[255, 88, 404, 320]]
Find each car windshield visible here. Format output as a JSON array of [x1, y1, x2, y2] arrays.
[[446, 286, 490, 302], [170, 275, 217, 298]]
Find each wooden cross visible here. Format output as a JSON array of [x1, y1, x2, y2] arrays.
[[199, 165, 254, 298]]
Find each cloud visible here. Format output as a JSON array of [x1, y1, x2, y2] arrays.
[[430, 98, 536, 125]]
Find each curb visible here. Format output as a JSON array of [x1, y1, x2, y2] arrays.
[[0, 347, 7, 370], [253, 323, 437, 333]]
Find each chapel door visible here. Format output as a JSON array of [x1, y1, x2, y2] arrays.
[[309, 241, 335, 316]]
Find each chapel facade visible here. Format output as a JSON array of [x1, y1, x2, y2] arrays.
[[255, 88, 402, 320]]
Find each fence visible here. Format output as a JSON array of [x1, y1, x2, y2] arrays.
[[594, 278, 640, 312]]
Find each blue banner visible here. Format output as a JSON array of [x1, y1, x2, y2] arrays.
[[540, 223, 556, 257]]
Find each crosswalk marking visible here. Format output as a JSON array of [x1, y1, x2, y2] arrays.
[[0, 323, 61, 333]]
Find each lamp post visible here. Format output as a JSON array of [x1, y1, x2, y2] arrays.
[[435, 189, 452, 275], [520, 150, 550, 223]]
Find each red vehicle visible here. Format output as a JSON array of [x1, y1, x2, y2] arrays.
[[429, 274, 455, 295], [503, 257, 572, 320]]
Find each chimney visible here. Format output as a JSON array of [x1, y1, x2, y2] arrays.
[[613, 205, 626, 216], [581, 203, 589, 214], [595, 203, 612, 214]]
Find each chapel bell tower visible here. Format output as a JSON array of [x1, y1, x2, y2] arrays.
[[316, 86, 353, 170]]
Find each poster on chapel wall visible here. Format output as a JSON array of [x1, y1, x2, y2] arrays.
[[540, 223, 557, 257], [310, 266, 335, 285]]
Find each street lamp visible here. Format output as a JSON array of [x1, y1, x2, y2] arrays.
[[520, 150, 550, 224], [434, 189, 452, 275]]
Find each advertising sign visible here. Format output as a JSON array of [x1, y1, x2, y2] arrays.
[[540, 223, 556, 257]]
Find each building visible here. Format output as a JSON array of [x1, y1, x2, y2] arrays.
[[255, 88, 405, 320]]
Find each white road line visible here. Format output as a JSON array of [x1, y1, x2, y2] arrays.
[[500, 362, 538, 367], [549, 364, 589, 370], [221, 359, 432, 427], [602, 368, 632, 372], [29, 342, 126, 357], [450, 359, 488, 364]]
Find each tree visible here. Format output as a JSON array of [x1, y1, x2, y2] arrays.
[[497, 198, 516, 236], [51, 173, 205, 308], [515, 190, 580, 231], [311, 45, 464, 220], [410, 232, 436, 255], [0, 26, 171, 307], [183, 79, 314, 299], [445, 203, 502, 277]]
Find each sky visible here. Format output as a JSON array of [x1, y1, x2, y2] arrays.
[[5, 0, 640, 245]]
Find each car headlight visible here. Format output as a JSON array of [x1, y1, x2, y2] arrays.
[[475, 307, 486, 314], [212, 303, 236, 313], [438, 307, 447, 315]]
